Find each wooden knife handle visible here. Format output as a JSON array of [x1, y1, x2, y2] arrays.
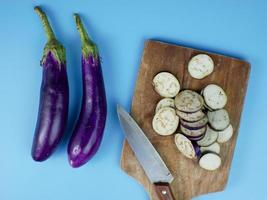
[[154, 183, 175, 200]]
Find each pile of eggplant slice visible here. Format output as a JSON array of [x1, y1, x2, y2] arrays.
[[152, 54, 233, 171]]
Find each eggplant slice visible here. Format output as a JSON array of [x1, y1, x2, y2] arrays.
[[188, 54, 214, 79], [175, 90, 204, 113], [153, 72, 180, 98], [152, 107, 179, 136]]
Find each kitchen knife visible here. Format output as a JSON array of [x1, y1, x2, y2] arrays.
[[117, 105, 175, 200]]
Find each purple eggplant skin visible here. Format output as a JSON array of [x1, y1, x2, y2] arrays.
[[32, 6, 69, 161], [192, 142, 201, 159], [186, 134, 205, 141], [67, 14, 107, 168]]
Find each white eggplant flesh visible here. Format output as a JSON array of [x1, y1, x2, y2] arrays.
[[204, 101, 214, 111], [186, 134, 205, 141], [199, 153, 221, 171], [176, 109, 205, 122], [152, 107, 179, 136], [208, 109, 230, 131], [180, 125, 206, 137], [203, 84, 227, 110], [217, 124, 234, 143], [175, 90, 204, 113], [155, 98, 175, 113], [152, 72, 180, 98], [200, 142, 220, 154], [188, 54, 214, 79], [197, 126, 218, 147], [174, 133, 199, 159], [180, 116, 208, 129]]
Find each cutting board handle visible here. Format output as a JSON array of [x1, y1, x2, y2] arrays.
[[154, 183, 176, 200]]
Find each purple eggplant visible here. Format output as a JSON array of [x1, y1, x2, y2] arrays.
[[32, 7, 69, 161], [67, 14, 107, 168]]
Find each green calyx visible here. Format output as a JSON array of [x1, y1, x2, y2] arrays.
[[42, 39, 66, 65], [74, 14, 99, 59], [34, 6, 66, 65]]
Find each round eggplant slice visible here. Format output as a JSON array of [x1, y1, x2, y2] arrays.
[[180, 116, 208, 129], [155, 98, 175, 113], [199, 153, 221, 171], [176, 109, 205, 122], [180, 125, 206, 137], [204, 101, 214, 111], [200, 142, 220, 154], [197, 126, 218, 147], [175, 90, 204, 113], [174, 133, 198, 159], [208, 109, 230, 131], [203, 84, 227, 110], [217, 124, 234, 143], [152, 72, 180, 98], [186, 133, 205, 141], [188, 54, 214, 79], [152, 107, 179, 136]]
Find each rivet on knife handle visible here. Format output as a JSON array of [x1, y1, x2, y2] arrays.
[[154, 183, 175, 200]]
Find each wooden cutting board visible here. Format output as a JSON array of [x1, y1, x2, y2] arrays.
[[120, 40, 250, 200]]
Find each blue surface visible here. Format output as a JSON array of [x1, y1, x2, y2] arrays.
[[0, 0, 265, 199]]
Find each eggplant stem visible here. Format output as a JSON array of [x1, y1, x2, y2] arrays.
[[74, 14, 98, 58], [34, 6, 56, 41], [74, 14, 92, 44]]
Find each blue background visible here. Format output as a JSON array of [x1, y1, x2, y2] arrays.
[[0, 0, 265, 199]]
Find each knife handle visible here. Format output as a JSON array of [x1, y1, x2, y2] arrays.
[[154, 183, 175, 200]]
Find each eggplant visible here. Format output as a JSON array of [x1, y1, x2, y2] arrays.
[[203, 84, 227, 110], [174, 90, 204, 113], [192, 141, 201, 159], [199, 153, 221, 171], [176, 109, 205, 122], [152, 107, 179, 136], [188, 54, 214, 79], [155, 98, 175, 113], [185, 133, 205, 142], [180, 124, 206, 137], [197, 126, 218, 147], [67, 14, 107, 168], [32, 7, 69, 161], [174, 133, 200, 159], [207, 109, 230, 131], [180, 116, 208, 130], [200, 142, 220, 154], [152, 72, 180, 98]]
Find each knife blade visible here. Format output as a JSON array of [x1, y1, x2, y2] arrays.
[[117, 105, 176, 200]]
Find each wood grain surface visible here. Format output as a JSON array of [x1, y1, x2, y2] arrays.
[[120, 40, 250, 200]]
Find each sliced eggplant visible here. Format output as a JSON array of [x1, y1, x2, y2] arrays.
[[175, 90, 204, 113], [200, 142, 220, 154], [180, 116, 208, 129], [152, 72, 180, 98], [155, 98, 175, 113], [203, 84, 227, 110], [217, 124, 233, 143], [193, 142, 201, 158], [199, 153, 221, 171], [197, 126, 218, 147], [208, 109, 230, 131], [186, 133, 205, 141], [174, 133, 199, 159], [180, 125, 206, 137], [188, 54, 214, 79], [176, 109, 205, 122], [152, 107, 179, 136], [204, 101, 214, 111]]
